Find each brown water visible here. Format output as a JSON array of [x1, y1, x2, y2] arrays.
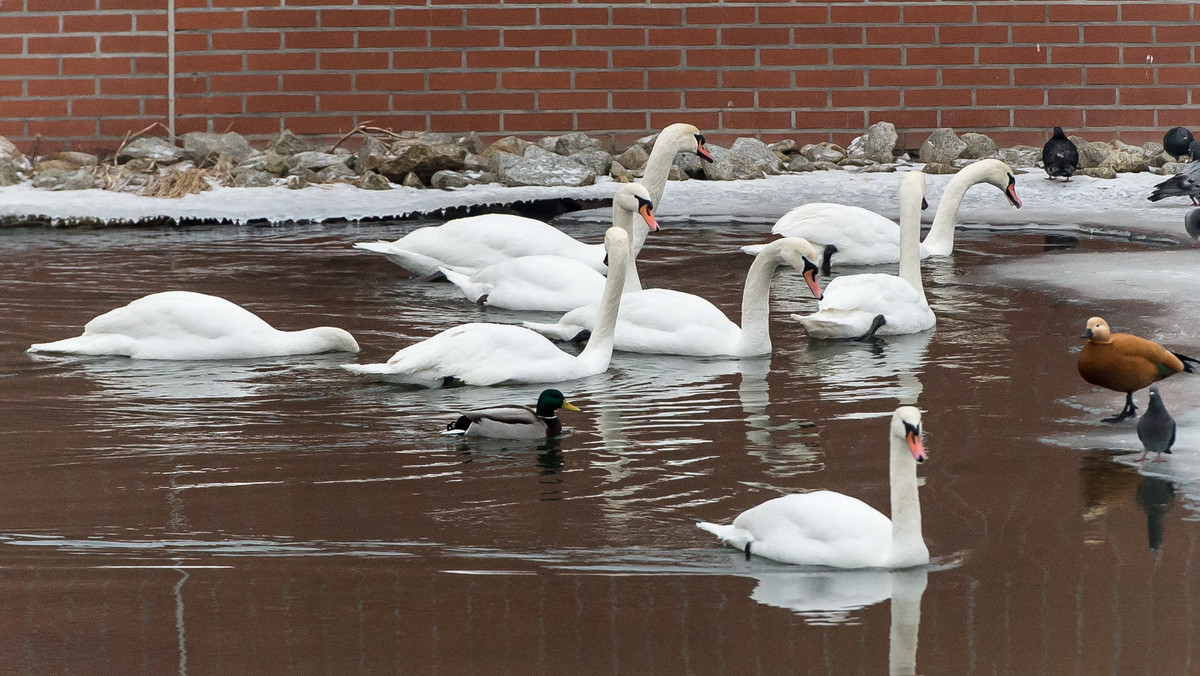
[[1, 219, 1195, 675]]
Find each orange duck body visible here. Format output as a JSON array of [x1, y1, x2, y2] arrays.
[[1077, 317, 1197, 422]]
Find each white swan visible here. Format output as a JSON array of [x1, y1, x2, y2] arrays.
[[341, 191, 642, 387], [27, 291, 360, 360], [793, 171, 935, 341], [353, 123, 713, 277], [521, 236, 823, 356], [751, 159, 1022, 270], [697, 406, 929, 568], [438, 184, 658, 311]]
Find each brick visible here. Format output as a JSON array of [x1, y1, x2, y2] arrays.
[[867, 68, 937, 87], [793, 26, 862, 45], [466, 7, 532, 25], [133, 57, 168, 74], [686, 48, 755, 67], [612, 49, 680, 68], [1158, 67, 1200, 85], [577, 28, 645, 47], [757, 90, 813, 109], [721, 27, 790, 46], [576, 70, 631, 90], [28, 0, 94, 9], [1083, 25, 1152, 43], [1156, 26, 1198, 44], [648, 28, 717, 47], [32, 119, 100, 139], [134, 13, 168, 31], [99, 77, 162, 95], [1120, 87, 1188, 106], [174, 34, 209, 51], [941, 68, 1009, 86], [722, 70, 790, 89], [977, 4, 1044, 22], [176, 53, 244, 72], [392, 92, 462, 111], [941, 109, 1010, 128], [903, 4, 973, 23], [282, 73, 351, 92], [1086, 108, 1154, 128], [613, 90, 679, 109], [794, 69, 864, 87], [62, 13, 132, 32], [832, 47, 901, 66], [1012, 25, 1079, 44], [356, 72, 426, 90], [0, 57, 59, 76], [0, 99, 70, 118], [758, 6, 826, 25], [1047, 88, 1116, 106], [321, 51, 387, 70], [907, 88, 971, 107], [395, 49, 462, 69], [321, 93, 389, 112], [866, 26, 935, 45], [503, 29, 571, 48], [1123, 46, 1191, 64], [246, 94, 317, 114], [27, 78, 96, 97], [1122, 2, 1188, 21], [247, 52, 319, 71], [537, 49, 604, 69], [686, 7, 755, 24], [73, 98, 142, 117], [976, 88, 1044, 106], [614, 7, 681, 25], [28, 36, 96, 54], [176, 10, 245, 30], [429, 71, 497, 90], [939, 25, 1007, 44], [1085, 67, 1154, 85], [1049, 3, 1118, 22], [503, 112, 574, 132], [1014, 67, 1083, 86], [831, 5, 900, 23], [538, 7, 609, 25], [577, 112, 648, 130], [1051, 46, 1119, 64], [247, 9, 318, 28], [1, 16, 60, 32], [833, 88, 900, 108], [431, 28, 501, 48], [283, 115, 358, 135], [794, 110, 867, 130], [759, 48, 828, 67], [647, 69, 717, 89], [285, 31, 356, 50], [980, 46, 1047, 65], [396, 8, 463, 26], [502, 71, 570, 89], [722, 110, 792, 130], [430, 113, 500, 133], [465, 91, 534, 110], [907, 46, 974, 65], [538, 91, 608, 110], [650, 110, 720, 134], [1012, 109, 1083, 130], [320, 9, 390, 27], [686, 90, 754, 109], [212, 32, 281, 51], [215, 74, 282, 92], [359, 30, 428, 48]]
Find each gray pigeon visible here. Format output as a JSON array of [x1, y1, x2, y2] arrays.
[[1136, 386, 1176, 462], [1148, 141, 1200, 205], [1164, 126, 1194, 161], [1186, 209, 1200, 245]]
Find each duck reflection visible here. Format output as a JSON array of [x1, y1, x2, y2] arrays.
[[742, 562, 927, 676]]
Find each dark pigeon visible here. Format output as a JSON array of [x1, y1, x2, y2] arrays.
[[1185, 209, 1200, 245], [1041, 127, 1079, 181], [1164, 126, 1195, 161], [1148, 141, 1200, 205], [1136, 386, 1176, 462]]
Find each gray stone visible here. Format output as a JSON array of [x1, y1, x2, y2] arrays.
[[183, 131, 256, 167], [32, 167, 95, 191], [430, 170, 477, 189], [1099, 149, 1147, 173], [919, 128, 967, 164], [702, 144, 766, 180], [286, 174, 308, 190], [232, 170, 276, 188], [355, 170, 392, 190], [615, 144, 649, 171], [498, 145, 596, 187], [286, 166, 317, 183], [769, 139, 797, 155], [475, 171, 498, 185], [261, 151, 290, 176], [960, 132, 998, 159], [571, 148, 612, 176], [802, 142, 848, 164], [787, 155, 815, 172], [486, 136, 532, 158], [922, 162, 960, 175], [368, 142, 468, 183], [668, 165, 686, 181], [731, 137, 784, 175], [401, 172, 424, 188], [857, 163, 897, 173], [315, 162, 357, 182], [847, 121, 898, 163], [536, 135, 560, 152], [266, 130, 312, 156], [810, 160, 843, 171], [1161, 161, 1186, 175], [674, 152, 706, 178], [456, 132, 485, 155], [117, 137, 185, 165], [610, 161, 633, 183], [39, 151, 98, 168], [354, 135, 390, 174], [995, 145, 1041, 168], [288, 151, 350, 171], [1078, 166, 1117, 179], [1142, 142, 1171, 168], [484, 149, 522, 175], [1070, 136, 1110, 168], [555, 132, 604, 156], [838, 157, 874, 167]]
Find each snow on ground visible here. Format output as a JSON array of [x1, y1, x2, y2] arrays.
[[5, 164, 1200, 498]]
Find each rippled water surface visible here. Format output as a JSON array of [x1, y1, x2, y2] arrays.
[[1, 216, 1194, 674]]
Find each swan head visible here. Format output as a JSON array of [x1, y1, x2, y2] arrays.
[[1081, 316, 1111, 342], [968, 158, 1022, 209], [892, 406, 926, 463], [773, 237, 824, 300], [602, 225, 632, 268], [658, 123, 715, 163], [900, 170, 929, 211], [308, 327, 361, 353], [535, 389, 581, 417], [614, 182, 658, 231]]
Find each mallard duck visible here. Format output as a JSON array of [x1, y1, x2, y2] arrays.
[[1077, 317, 1199, 422], [445, 389, 581, 439]]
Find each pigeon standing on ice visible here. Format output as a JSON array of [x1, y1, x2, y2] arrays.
[[1148, 141, 1200, 205], [1041, 127, 1079, 181], [1185, 209, 1200, 245], [1136, 386, 1176, 462], [1163, 126, 1195, 161]]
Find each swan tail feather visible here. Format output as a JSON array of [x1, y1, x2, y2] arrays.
[[521, 321, 579, 341], [740, 244, 767, 256], [440, 267, 488, 303], [697, 522, 754, 551]]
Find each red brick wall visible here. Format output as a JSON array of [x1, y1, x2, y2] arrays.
[[1, 0, 1197, 154]]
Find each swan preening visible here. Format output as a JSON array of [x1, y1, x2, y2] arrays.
[[698, 406, 929, 568], [353, 123, 713, 277], [27, 291, 360, 360], [752, 159, 1022, 269], [342, 185, 646, 387], [794, 171, 936, 341], [522, 236, 824, 357]]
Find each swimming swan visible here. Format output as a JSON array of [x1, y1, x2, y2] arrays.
[[794, 171, 935, 341], [521, 237, 823, 356], [751, 159, 1021, 271], [341, 191, 643, 387], [697, 406, 929, 568], [27, 291, 360, 360], [353, 123, 712, 277]]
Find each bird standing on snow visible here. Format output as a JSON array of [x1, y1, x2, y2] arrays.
[[1136, 386, 1176, 462], [1148, 141, 1200, 205], [1078, 317, 1200, 422], [1185, 209, 1200, 245], [445, 389, 581, 440], [1042, 127, 1079, 181], [1163, 126, 1195, 161]]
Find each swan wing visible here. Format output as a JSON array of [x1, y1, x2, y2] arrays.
[[795, 274, 934, 338], [772, 204, 902, 265], [728, 492, 893, 568], [444, 256, 607, 312]]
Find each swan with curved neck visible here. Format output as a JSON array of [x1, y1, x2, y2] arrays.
[[698, 406, 930, 568], [522, 236, 823, 357], [342, 187, 645, 387], [759, 159, 1021, 270], [353, 123, 712, 277], [27, 291, 360, 360], [794, 171, 935, 341], [439, 184, 658, 311]]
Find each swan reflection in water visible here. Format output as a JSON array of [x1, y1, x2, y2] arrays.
[[738, 560, 928, 676], [790, 329, 932, 410]]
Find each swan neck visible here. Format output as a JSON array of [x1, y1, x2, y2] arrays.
[[735, 245, 781, 355], [898, 193, 924, 295], [625, 216, 646, 293], [639, 133, 680, 207], [888, 433, 924, 565], [579, 217, 630, 366], [924, 167, 976, 256]]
